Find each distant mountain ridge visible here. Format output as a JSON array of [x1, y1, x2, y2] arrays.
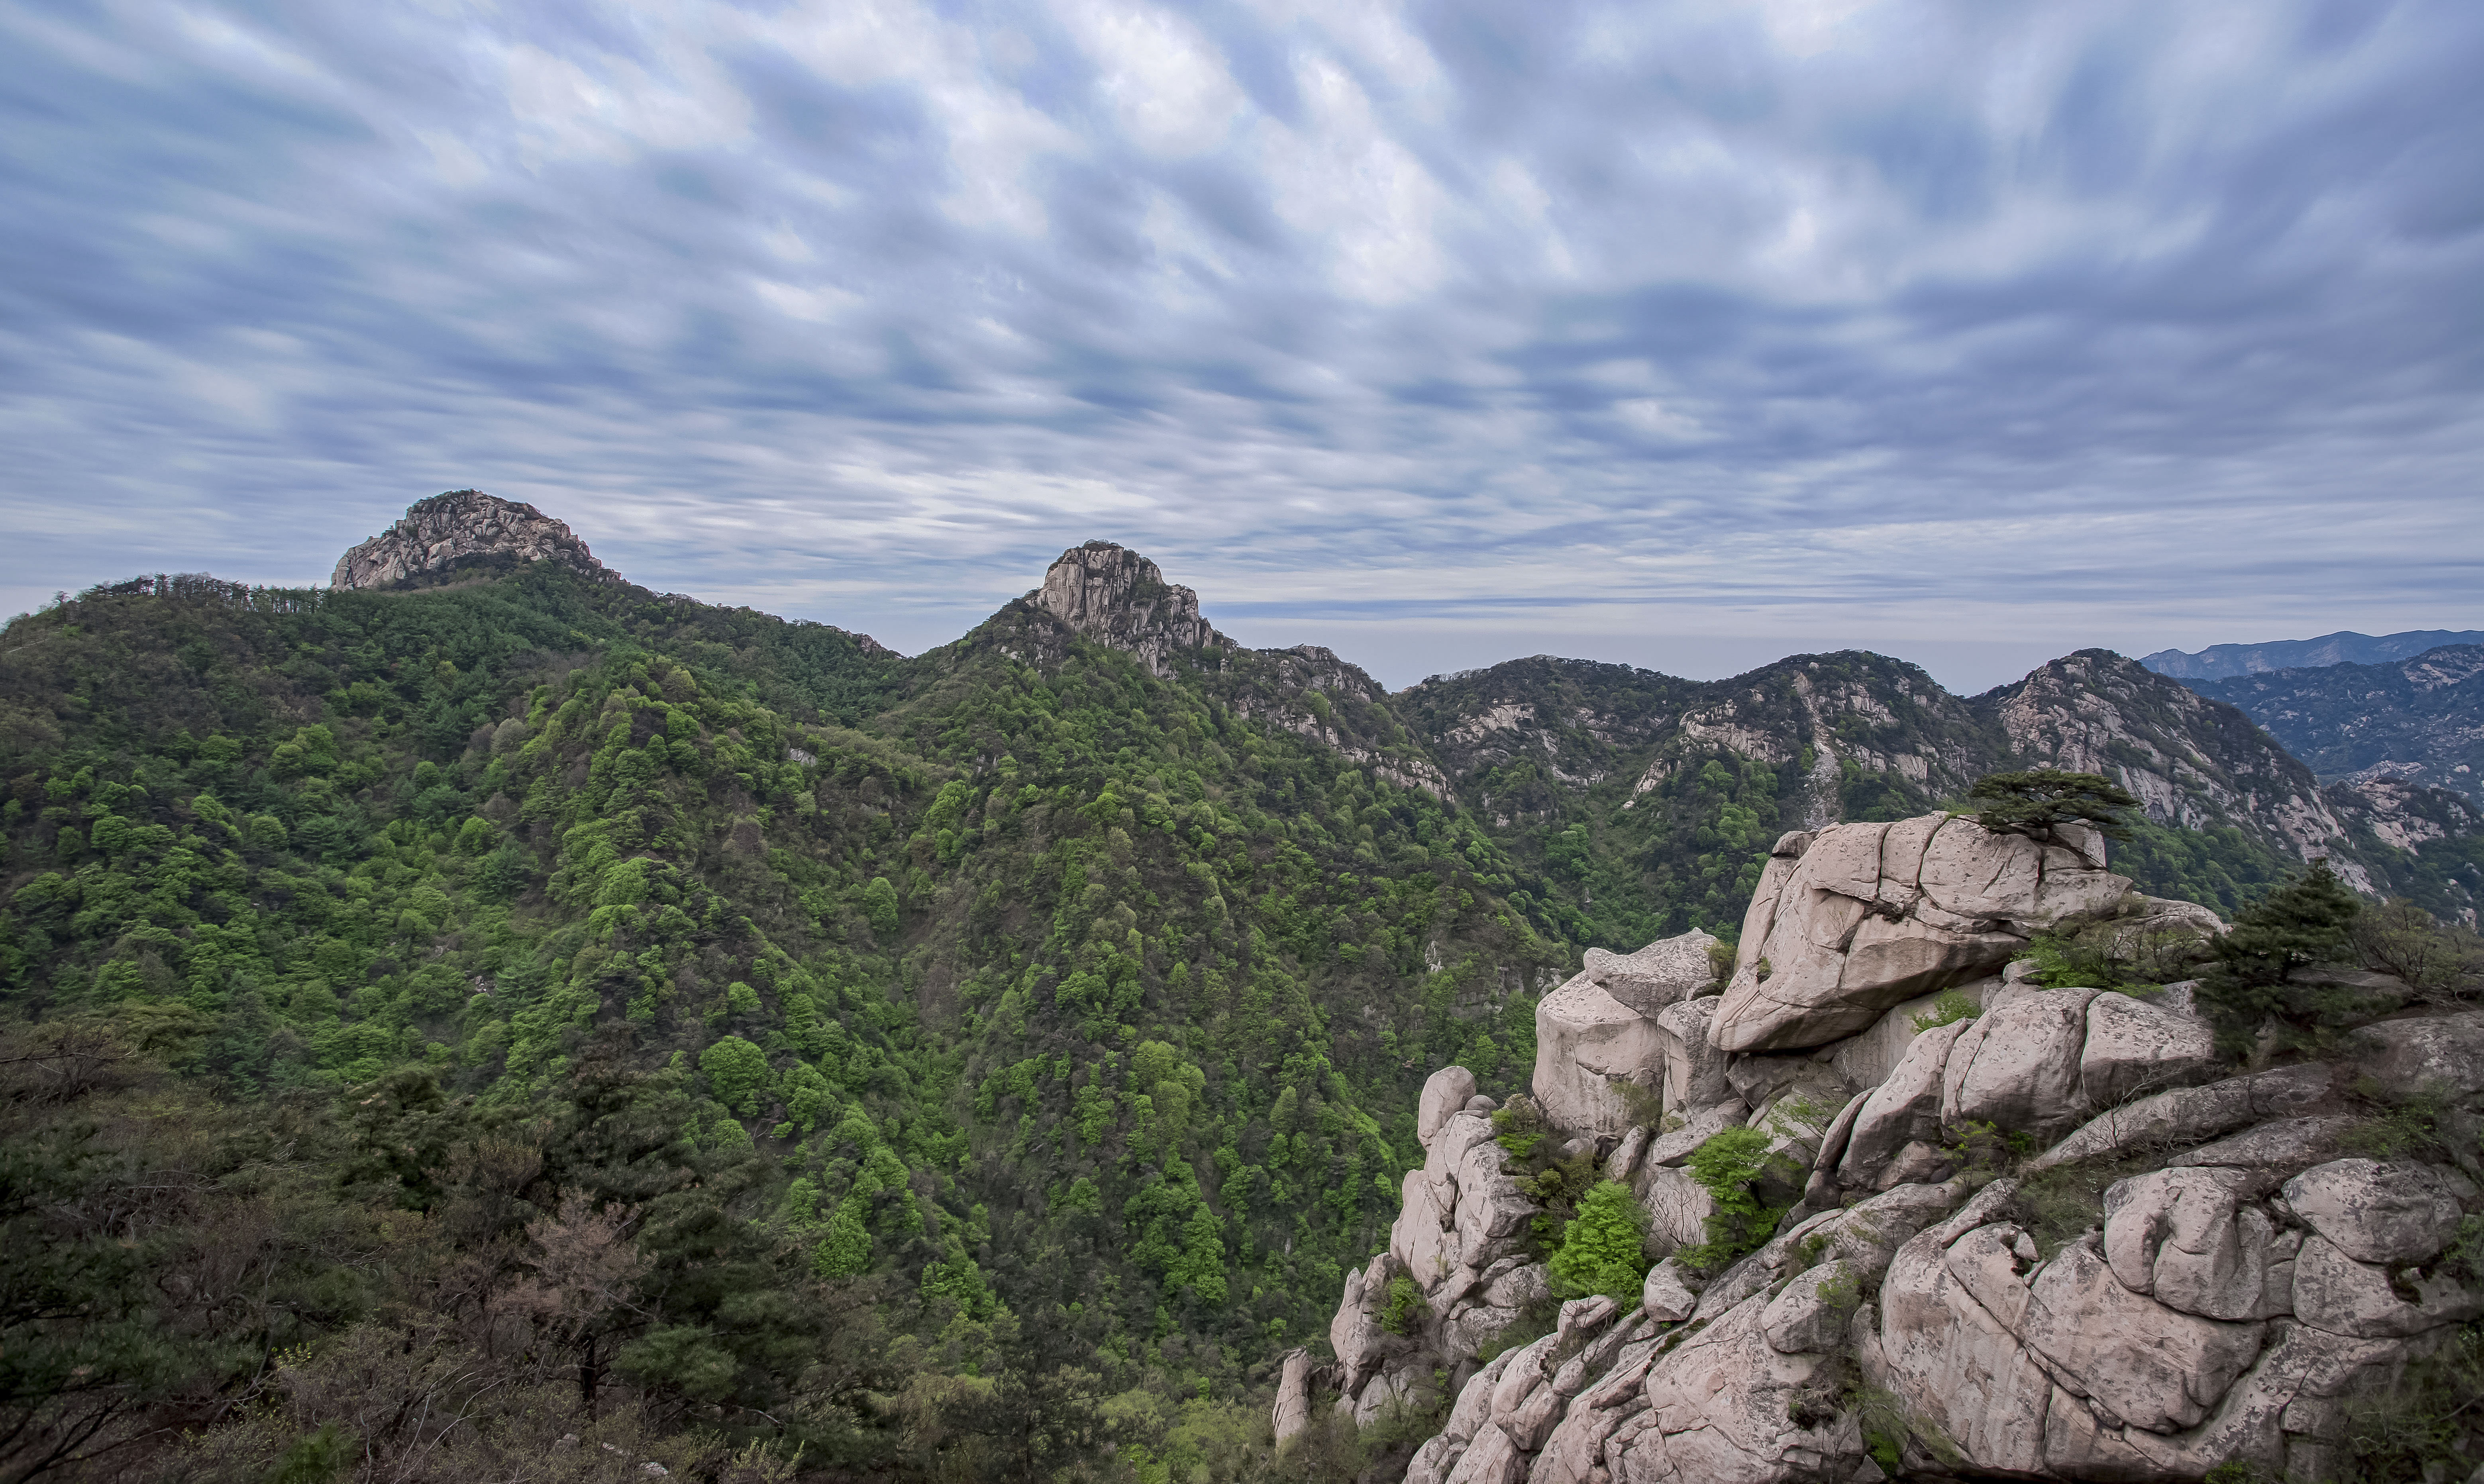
[[2141, 627, 2484, 678], [2188, 644, 2484, 805]]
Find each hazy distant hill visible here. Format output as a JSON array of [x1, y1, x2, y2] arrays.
[[2141, 627, 2484, 679], [2189, 644, 2484, 805]]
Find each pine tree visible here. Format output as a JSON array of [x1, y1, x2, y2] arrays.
[[2195, 860, 2365, 1054]]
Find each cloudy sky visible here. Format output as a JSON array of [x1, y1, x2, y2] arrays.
[[6, 0, 2480, 691]]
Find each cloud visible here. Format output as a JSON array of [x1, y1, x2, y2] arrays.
[[2, 0, 2478, 692]]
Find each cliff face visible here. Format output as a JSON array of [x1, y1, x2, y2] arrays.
[[1032, 541, 1228, 677], [2190, 645, 2484, 805], [332, 490, 616, 590], [1291, 814, 2484, 1484]]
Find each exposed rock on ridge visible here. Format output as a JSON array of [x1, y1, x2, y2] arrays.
[[1033, 541, 1230, 678], [1294, 810, 2482, 1484], [332, 490, 617, 590]]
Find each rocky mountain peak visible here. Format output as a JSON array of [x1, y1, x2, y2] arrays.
[[1033, 541, 1229, 676], [332, 490, 616, 590]]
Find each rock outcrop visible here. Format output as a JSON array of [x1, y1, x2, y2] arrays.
[[1032, 541, 1228, 677], [1289, 813, 2484, 1484], [333, 490, 618, 590], [1713, 818, 2129, 1052]]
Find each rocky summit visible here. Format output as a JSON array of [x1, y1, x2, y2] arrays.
[[1296, 811, 2484, 1484], [1034, 539, 1231, 677], [331, 488, 616, 590]]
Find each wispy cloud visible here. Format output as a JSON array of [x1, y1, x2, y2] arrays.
[[4, 0, 2478, 690]]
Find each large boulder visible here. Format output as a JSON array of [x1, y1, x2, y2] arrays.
[[1940, 987, 2099, 1141], [2026, 1064, 2331, 1170], [1583, 929, 1721, 1016], [2101, 1167, 2286, 1321], [2079, 990, 2222, 1107], [1655, 994, 1731, 1110], [2347, 1011, 2484, 1103], [1271, 1349, 1315, 1445], [1419, 1066, 1479, 1148], [1531, 974, 1664, 1137], [1837, 1019, 1970, 1191], [2281, 1159, 2468, 1266], [1711, 816, 2128, 1053]]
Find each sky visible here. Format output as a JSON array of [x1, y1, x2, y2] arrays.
[[5, 0, 2481, 694]]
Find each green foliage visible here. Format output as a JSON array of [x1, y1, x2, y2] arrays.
[[2351, 898, 2484, 1006], [698, 1035, 769, 1116], [1678, 1126, 1787, 1271], [1377, 1274, 1423, 1336], [1908, 988, 1980, 1033], [1547, 1180, 1653, 1300], [2340, 1319, 2484, 1482], [1968, 767, 2139, 843], [2194, 861, 2371, 1054]]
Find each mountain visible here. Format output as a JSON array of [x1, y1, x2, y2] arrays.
[[2183, 645, 2484, 806], [2139, 627, 2484, 679], [1400, 647, 2484, 940], [2, 490, 2478, 1478]]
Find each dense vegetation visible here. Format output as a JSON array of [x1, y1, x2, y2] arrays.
[[0, 567, 1560, 1480], [3, 559, 2478, 1480]]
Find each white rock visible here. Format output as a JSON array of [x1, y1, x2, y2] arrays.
[[1585, 930, 1722, 1017], [1997, 1238, 2267, 1433], [2025, 1063, 2332, 1171], [1711, 816, 2125, 1053], [1838, 1019, 1970, 1190], [1444, 1349, 1514, 1443], [1272, 1348, 1315, 1444], [1656, 995, 1731, 1110], [1605, 1125, 1652, 1184], [1443, 1422, 1527, 1484], [2282, 1159, 2468, 1266], [1484, 1261, 1552, 1311], [1533, 975, 1665, 1137], [1455, 1139, 1538, 1268], [1393, 1166, 1462, 1290], [1421, 1066, 1481, 1148], [1622, 1285, 1863, 1484], [2290, 1234, 2483, 1338], [1823, 979, 1997, 1092], [1940, 987, 2098, 1141], [1637, 1162, 1717, 1253], [1642, 1258, 1698, 1321], [2101, 1166, 2281, 1321], [2079, 990, 2222, 1108], [1404, 1434, 1465, 1484], [1760, 1260, 1858, 1354], [2170, 1116, 2360, 1186], [1640, 1099, 1746, 1168], [2347, 1011, 2484, 1101]]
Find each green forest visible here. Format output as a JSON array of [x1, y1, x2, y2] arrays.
[[4, 562, 2473, 1482], [0, 565, 1566, 1482]]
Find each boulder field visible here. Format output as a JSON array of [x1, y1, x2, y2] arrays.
[[1275, 812, 2482, 1484]]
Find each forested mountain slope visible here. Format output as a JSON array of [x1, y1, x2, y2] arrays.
[[1, 492, 2477, 1478]]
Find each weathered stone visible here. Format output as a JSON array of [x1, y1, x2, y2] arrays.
[[1622, 1286, 1864, 1484], [2347, 1012, 2484, 1102], [1941, 987, 2098, 1141], [1711, 815, 2127, 1053], [1823, 979, 1996, 1092], [1642, 1258, 1698, 1321], [1534, 975, 1665, 1137], [1761, 1260, 1858, 1354], [1421, 1066, 1481, 1148], [1878, 1218, 2055, 1474], [1034, 541, 1229, 678], [1443, 1349, 1513, 1444], [1455, 1139, 1538, 1267], [1484, 1262, 1552, 1312], [1272, 1348, 1315, 1445], [1655, 996, 1731, 1110], [1586, 930, 1722, 1017], [1838, 1019, 1970, 1190], [1989, 1237, 2267, 1433], [2025, 1063, 2332, 1171], [2101, 1166, 2281, 1321], [2171, 1116, 2360, 1186], [1393, 1167, 1462, 1289], [1695, 1180, 1971, 1321], [1404, 1434, 1465, 1484], [2282, 1159, 2467, 1265], [1605, 1125, 1652, 1184], [1640, 1100, 1746, 1168], [1443, 1422, 1526, 1484], [332, 490, 623, 591], [1638, 1162, 1717, 1253], [2080, 990, 2222, 1108], [2290, 1235, 2482, 1338], [1489, 1333, 1558, 1427]]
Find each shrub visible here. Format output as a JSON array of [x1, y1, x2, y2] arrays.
[[1909, 988, 1980, 1033], [1547, 1181, 1653, 1300], [1966, 767, 2138, 844], [1677, 1126, 1787, 1272], [1377, 1274, 1423, 1335], [2194, 861, 2370, 1055]]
